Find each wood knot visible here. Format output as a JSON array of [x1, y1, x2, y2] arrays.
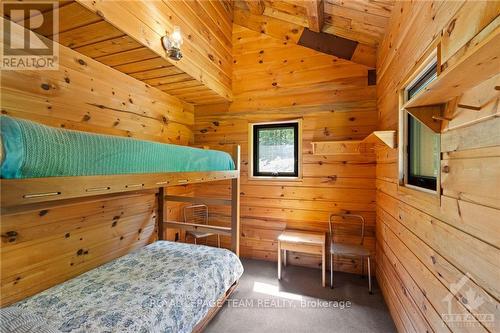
[[82, 114, 91, 122], [442, 165, 450, 173], [212, 121, 219, 126], [2, 231, 18, 242], [64, 77, 70, 83], [77, 58, 87, 66], [77, 249, 84, 256], [200, 129, 208, 133], [39, 209, 49, 216], [40, 83, 51, 91], [447, 18, 456, 36], [327, 175, 337, 181]]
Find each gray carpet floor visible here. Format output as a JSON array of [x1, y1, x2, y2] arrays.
[[205, 259, 396, 333]]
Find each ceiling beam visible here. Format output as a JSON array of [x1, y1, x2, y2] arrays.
[[242, 0, 265, 15], [303, 0, 324, 33], [233, 7, 375, 68]]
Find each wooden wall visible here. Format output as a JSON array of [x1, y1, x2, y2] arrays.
[[0, 34, 194, 306], [193, 24, 377, 274], [375, 1, 499, 332]]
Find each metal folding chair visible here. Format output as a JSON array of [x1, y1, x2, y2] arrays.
[[184, 204, 220, 247], [329, 213, 372, 294]]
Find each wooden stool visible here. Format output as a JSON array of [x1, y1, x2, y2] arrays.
[[277, 230, 326, 287]]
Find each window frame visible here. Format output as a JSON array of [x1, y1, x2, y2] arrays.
[[398, 53, 441, 195], [249, 119, 302, 180]]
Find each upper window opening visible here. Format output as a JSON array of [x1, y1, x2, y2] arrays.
[[251, 121, 299, 178], [406, 61, 438, 101]]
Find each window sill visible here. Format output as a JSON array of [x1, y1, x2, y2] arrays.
[[248, 176, 303, 182]]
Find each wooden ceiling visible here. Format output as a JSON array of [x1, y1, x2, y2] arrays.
[[235, 0, 395, 68], [3, 1, 233, 105], [2, 1, 395, 106], [257, 0, 394, 46]]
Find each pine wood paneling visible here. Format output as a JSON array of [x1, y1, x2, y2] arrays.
[[0, 27, 194, 305], [3, 1, 233, 105], [75, 0, 233, 104], [252, 0, 395, 48], [376, 2, 500, 332], [193, 24, 377, 274]]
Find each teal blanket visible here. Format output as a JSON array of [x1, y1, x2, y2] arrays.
[[0, 116, 235, 179]]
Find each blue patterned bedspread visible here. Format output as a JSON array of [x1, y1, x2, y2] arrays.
[[1, 241, 243, 333]]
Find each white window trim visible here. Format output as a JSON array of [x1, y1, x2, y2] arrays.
[[248, 119, 303, 181]]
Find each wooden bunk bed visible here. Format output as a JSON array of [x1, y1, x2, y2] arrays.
[[0, 117, 242, 332], [1, 145, 241, 255]]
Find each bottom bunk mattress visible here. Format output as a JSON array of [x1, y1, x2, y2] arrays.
[[1, 241, 244, 333]]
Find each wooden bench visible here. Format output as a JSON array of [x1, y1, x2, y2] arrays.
[[277, 230, 326, 287]]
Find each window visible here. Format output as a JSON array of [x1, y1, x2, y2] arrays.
[[406, 62, 437, 100], [407, 114, 440, 190], [250, 121, 300, 178], [401, 59, 440, 192]]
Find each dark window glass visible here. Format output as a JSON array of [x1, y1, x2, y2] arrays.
[[253, 123, 299, 177], [407, 63, 438, 100]]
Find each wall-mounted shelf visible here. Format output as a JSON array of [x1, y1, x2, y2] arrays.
[[403, 22, 499, 110], [405, 105, 444, 133], [361, 130, 397, 148], [312, 130, 396, 155], [311, 140, 363, 155]]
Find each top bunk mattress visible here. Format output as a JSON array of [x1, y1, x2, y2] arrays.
[[0, 116, 235, 179], [1, 241, 244, 333]]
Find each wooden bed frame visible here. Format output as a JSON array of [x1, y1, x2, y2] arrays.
[[0, 145, 242, 331], [0, 145, 241, 255], [192, 280, 239, 333]]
